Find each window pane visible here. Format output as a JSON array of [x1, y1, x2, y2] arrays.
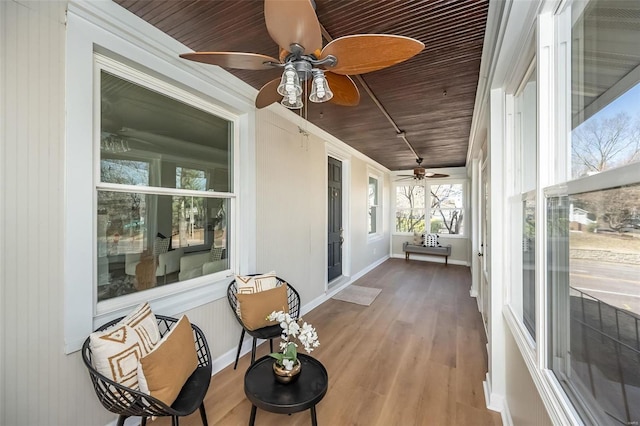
[[549, 183, 640, 424], [100, 70, 233, 192], [395, 185, 425, 232], [396, 185, 425, 209], [571, 2, 640, 179], [101, 159, 149, 186], [523, 198, 536, 340], [517, 71, 537, 192], [176, 167, 207, 191], [430, 184, 464, 235], [97, 191, 229, 302], [369, 177, 378, 234], [395, 209, 426, 233]]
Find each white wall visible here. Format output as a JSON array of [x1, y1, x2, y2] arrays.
[[0, 2, 109, 425], [0, 2, 392, 425], [254, 109, 391, 300], [505, 331, 553, 426]]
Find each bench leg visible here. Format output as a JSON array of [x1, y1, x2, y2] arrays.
[[445, 256, 448, 265], [405, 252, 409, 261]]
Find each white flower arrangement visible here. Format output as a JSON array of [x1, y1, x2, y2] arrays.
[[267, 310, 320, 370]]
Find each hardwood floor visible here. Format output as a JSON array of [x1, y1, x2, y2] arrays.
[[163, 258, 502, 425]]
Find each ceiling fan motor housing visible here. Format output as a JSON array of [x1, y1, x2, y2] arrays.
[[414, 167, 426, 177], [293, 60, 313, 81]]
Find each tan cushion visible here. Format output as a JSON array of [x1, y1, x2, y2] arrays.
[[237, 284, 289, 331], [235, 271, 279, 316], [89, 302, 160, 389], [137, 315, 198, 406]]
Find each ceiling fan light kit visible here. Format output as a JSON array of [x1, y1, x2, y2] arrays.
[[179, 0, 424, 111]]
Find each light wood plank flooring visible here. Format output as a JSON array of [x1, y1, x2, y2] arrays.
[[161, 258, 502, 425]]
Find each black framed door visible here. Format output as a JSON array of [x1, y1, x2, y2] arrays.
[[328, 157, 343, 281]]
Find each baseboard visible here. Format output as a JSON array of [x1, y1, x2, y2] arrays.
[[484, 373, 506, 414], [501, 396, 514, 426]]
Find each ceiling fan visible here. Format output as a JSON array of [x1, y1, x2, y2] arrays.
[[179, 0, 424, 110], [396, 158, 449, 181]]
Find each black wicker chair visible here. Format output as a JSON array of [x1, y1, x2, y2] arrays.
[[227, 276, 300, 369], [82, 315, 212, 426]]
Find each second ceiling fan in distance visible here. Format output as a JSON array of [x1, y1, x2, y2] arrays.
[[179, 0, 424, 110], [397, 158, 450, 181]]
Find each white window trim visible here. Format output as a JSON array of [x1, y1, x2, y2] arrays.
[[367, 167, 383, 241], [63, 2, 256, 353]]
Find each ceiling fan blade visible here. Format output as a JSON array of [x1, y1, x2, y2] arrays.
[[325, 73, 360, 106], [321, 34, 424, 75], [255, 78, 282, 109], [179, 52, 279, 70], [264, 0, 322, 55], [425, 173, 450, 179]]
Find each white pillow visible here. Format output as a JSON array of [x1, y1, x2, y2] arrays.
[[412, 231, 423, 245], [423, 233, 440, 248], [89, 302, 160, 389], [235, 271, 278, 294]]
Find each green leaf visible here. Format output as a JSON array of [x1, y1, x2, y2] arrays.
[[269, 353, 284, 362], [284, 343, 297, 360]]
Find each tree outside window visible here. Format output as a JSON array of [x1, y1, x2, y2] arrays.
[[430, 184, 464, 235], [395, 185, 426, 233], [395, 182, 465, 235]]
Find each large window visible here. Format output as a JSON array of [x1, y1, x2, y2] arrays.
[[516, 67, 538, 342], [368, 176, 379, 234], [547, 1, 640, 423], [97, 65, 234, 304], [395, 181, 465, 235]]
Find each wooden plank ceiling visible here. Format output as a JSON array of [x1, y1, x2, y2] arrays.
[[115, 0, 489, 171]]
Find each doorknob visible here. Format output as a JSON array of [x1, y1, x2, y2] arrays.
[[478, 252, 483, 257]]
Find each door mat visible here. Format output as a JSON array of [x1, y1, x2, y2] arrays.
[[332, 285, 382, 306]]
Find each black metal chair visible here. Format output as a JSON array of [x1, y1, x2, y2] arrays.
[[82, 315, 212, 426], [227, 276, 300, 369]]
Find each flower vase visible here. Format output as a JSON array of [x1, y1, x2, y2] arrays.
[[272, 360, 301, 384]]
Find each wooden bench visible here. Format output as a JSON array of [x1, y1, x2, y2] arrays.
[[402, 241, 452, 265]]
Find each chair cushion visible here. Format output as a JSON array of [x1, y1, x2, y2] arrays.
[[137, 315, 198, 406], [237, 284, 289, 331], [89, 302, 160, 389]]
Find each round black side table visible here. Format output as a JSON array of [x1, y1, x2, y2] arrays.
[[244, 353, 328, 426]]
